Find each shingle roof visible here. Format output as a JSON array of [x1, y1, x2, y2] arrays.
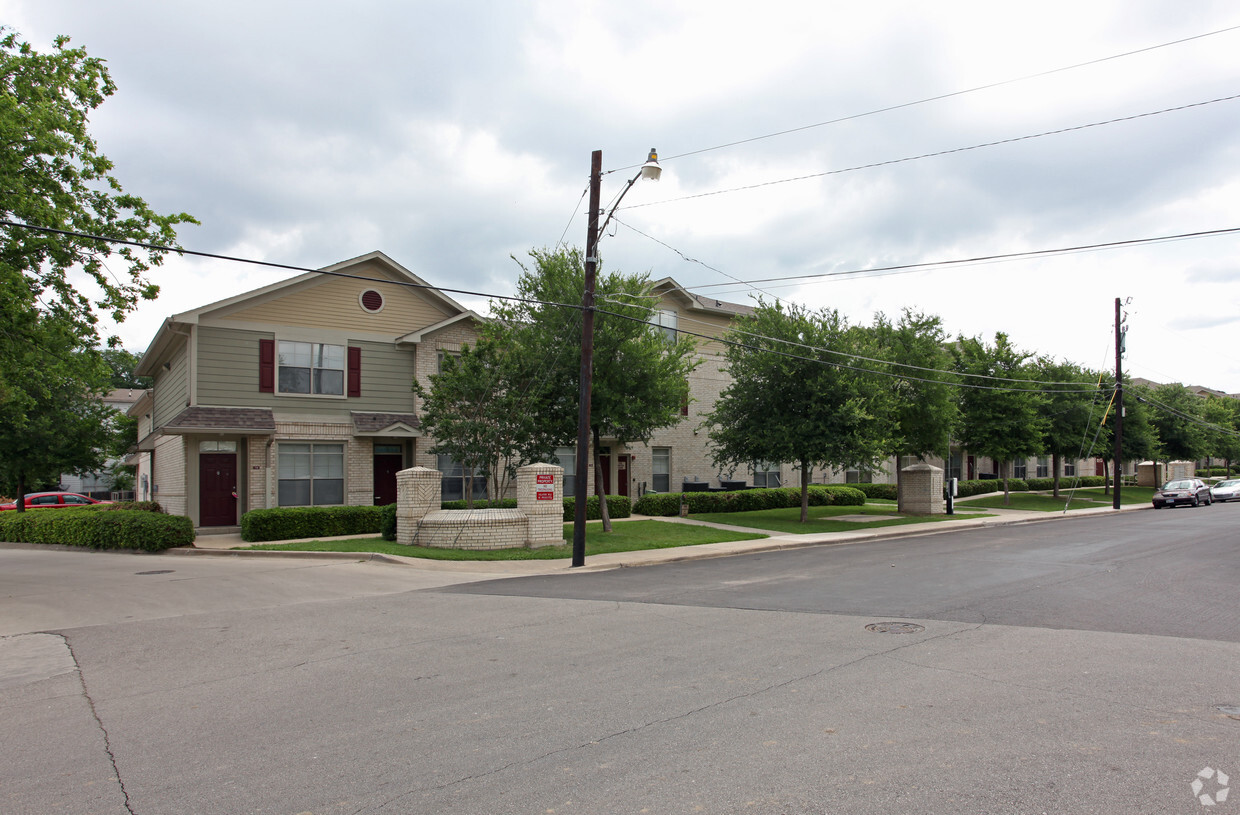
[[163, 407, 277, 433], [351, 412, 421, 434]]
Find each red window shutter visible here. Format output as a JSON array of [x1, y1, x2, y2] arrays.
[[347, 346, 361, 397], [259, 339, 275, 393]]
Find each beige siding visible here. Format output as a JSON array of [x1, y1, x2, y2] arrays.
[[152, 346, 189, 427], [196, 327, 417, 414], [224, 266, 454, 333]]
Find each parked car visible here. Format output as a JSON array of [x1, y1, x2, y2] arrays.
[[0, 492, 112, 511], [1210, 478, 1240, 503], [1151, 479, 1212, 509]]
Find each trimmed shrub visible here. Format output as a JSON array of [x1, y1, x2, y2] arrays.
[[0, 509, 194, 551], [240, 505, 385, 542], [633, 485, 865, 516], [440, 498, 519, 510], [1022, 476, 1107, 491], [849, 483, 898, 501], [562, 494, 631, 522], [87, 501, 166, 513], [380, 503, 397, 541]]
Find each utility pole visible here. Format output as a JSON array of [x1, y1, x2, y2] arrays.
[[1113, 297, 1124, 510], [572, 150, 602, 568]]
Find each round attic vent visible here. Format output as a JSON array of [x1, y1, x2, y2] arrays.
[[360, 289, 385, 313]]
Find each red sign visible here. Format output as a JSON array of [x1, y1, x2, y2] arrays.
[[536, 474, 554, 484], [536, 490, 555, 501]]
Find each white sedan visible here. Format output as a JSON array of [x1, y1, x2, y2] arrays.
[[1210, 478, 1240, 502]]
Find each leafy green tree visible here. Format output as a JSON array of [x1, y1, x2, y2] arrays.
[[475, 248, 698, 529], [871, 309, 959, 467], [705, 302, 896, 522], [414, 335, 544, 507], [0, 314, 116, 507], [1036, 359, 1104, 497], [952, 333, 1048, 503], [1146, 382, 1207, 464], [1, 30, 193, 504], [101, 348, 151, 389], [1199, 395, 1240, 472]]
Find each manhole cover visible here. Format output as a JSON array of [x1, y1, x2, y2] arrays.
[[865, 622, 925, 634], [135, 570, 174, 576], [1219, 705, 1240, 720]]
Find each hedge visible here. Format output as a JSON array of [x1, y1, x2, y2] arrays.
[[561, 494, 631, 522], [633, 485, 865, 517], [0, 509, 194, 551], [240, 505, 385, 542], [87, 501, 166, 513], [849, 483, 898, 501]]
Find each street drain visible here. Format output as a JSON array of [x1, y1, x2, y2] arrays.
[[136, 570, 175, 576], [865, 622, 925, 634]]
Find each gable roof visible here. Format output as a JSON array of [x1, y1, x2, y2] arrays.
[[137, 251, 466, 375], [649, 277, 754, 317]]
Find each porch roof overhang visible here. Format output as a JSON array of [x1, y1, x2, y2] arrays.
[[351, 412, 422, 437], [161, 407, 278, 436]]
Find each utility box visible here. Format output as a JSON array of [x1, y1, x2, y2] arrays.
[[899, 462, 945, 516], [1137, 461, 1164, 487]]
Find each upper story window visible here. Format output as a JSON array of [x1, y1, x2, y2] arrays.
[[279, 341, 344, 395], [652, 310, 678, 343]]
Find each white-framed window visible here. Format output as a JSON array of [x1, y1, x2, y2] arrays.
[[845, 468, 873, 484], [199, 440, 237, 453], [278, 443, 344, 506], [278, 342, 344, 395], [754, 461, 781, 488], [1012, 458, 1027, 479], [1064, 461, 1076, 477], [652, 447, 671, 492], [551, 447, 576, 497], [948, 452, 963, 482], [652, 310, 678, 343], [438, 454, 487, 502], [1036, 456, 1050, 478]]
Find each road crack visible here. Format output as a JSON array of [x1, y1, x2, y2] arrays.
[[62, 633, 137, 815]]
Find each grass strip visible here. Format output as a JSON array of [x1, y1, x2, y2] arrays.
[[241, 519, 767, 560], [687, 505, 991, 535]]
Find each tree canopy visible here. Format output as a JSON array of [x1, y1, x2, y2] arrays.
[[1, 30, 194, 504], [706, 301, 896, 521]]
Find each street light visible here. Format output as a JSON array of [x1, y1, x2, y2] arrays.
[[571, 148, 661, 568]]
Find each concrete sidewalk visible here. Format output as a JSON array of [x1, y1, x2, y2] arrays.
[[180, 495, 1150, 574]]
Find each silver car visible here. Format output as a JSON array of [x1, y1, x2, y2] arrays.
[[1152, 478, 1212, 508], [1210, 478, 1240, 502]]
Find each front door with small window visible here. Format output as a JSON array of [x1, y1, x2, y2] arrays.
[[373, 444, 403, 505], [199, 453, 237, 526]]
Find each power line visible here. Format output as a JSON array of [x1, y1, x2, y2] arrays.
[[623, 93, 1240, 211], [606, 23, 1240, 174]]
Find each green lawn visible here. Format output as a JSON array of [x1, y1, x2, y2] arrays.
[[686, 504, 991, 535], [241, 519, 768, 560], [960, 486, 1154, 512]]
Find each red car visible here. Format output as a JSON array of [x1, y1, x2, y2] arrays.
[[0, 492, 112, 511]]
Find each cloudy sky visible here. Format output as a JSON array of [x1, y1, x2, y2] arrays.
[[7, 1, 1240, 392]]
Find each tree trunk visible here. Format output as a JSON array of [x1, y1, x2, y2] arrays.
[[799, 461, 810, 523], [1103, 458, 1111, 495], [1002, 459, 1010, 505], [15, 471, 26, 513], [592, 425, 612, 533], [1052, 452, 1061, 498]]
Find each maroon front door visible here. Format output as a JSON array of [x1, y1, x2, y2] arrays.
[[599, 454, 631, 497], [373, 452, 403, 505], [199, 453, 237, 527]]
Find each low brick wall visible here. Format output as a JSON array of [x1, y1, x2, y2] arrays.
[[396, 463, 564, 550]]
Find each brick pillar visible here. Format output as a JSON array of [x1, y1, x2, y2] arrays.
[[518, 463, 563, 548], [899, 462, 944, 516], [396, 466, 441, 545]]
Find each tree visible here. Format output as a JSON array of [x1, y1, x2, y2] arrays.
[[1, 30, 193, 503], [871, 309, 960, 468], [1199, 395, 1240, 473], [460, 248, 697, 529], [1146, 383, 1208, 465], [0, 313, 117, 507], [101, 347, 151, 390], [705, 302, 896, 522], [1036, 359, 1104, 497], [414, 335, 541, 507], [952, 333, 1047, 503]]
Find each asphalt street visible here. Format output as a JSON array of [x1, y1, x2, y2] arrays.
[[2, 505, 1238, 815]]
